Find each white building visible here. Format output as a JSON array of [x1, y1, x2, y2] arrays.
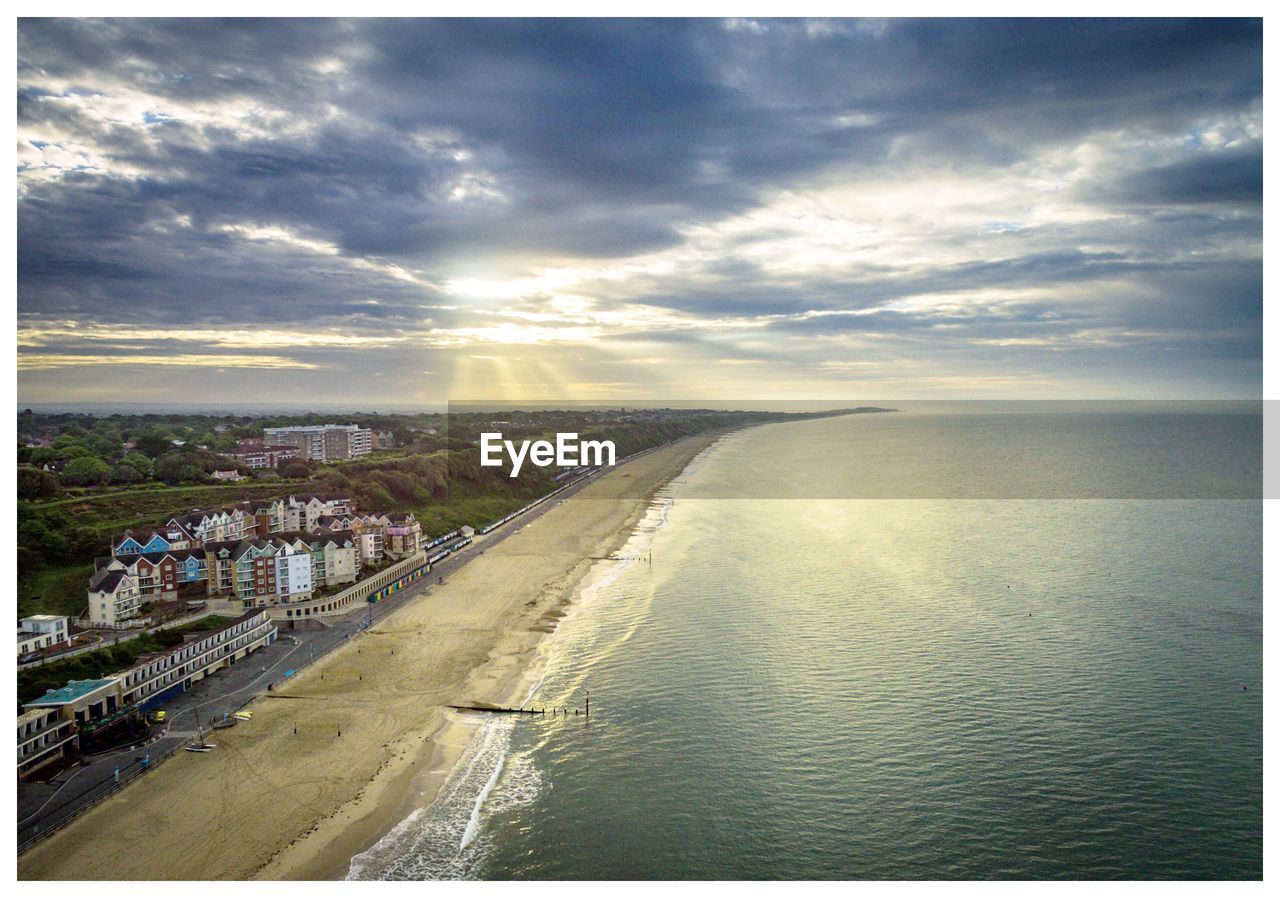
[[263, 425, 372, 462], [288, 494, 353, 531], [19, 612, 277, 777], [17, 707, 78, 780], [18, 615, 69, 656], [86, 570, 141, 628], [275, 543, 314, 601], [114, 610, 276, 709]]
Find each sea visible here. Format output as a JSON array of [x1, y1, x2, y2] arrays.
[[347, 404, 1262, 880]]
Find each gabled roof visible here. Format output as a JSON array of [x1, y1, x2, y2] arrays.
[[204, 539, 255, 561], [113, 529, 168, 548], [89, 569, 130, 592]]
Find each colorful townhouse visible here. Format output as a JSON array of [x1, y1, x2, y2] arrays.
[[91, 495, 411, 625], [352, 515, 386, 565], [203, 533, 360, 607], [90, 547, 209, 622]]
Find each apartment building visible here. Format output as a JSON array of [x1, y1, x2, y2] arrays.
[[18, 706, 78, 781], [18, 615, 70, 657], [289, 494, 353, 531], [23, 678, 122, 727], [93, 548, 208, 604], [205, 539, 310, 605], [91, 495, 412, 623], [86, 569, 141, 627], [110, 506, 257, 557], [262, 425, 372, 462], [225, 441, 301, 469], [203, 533, 359, 606], [309, 534, 360, 588], [114, 610, 276, 709], [384, 513, 423, 559]]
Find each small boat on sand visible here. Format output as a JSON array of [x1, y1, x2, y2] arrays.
[[184, 711, 217, 752]]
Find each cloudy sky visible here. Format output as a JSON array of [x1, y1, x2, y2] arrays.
[[16, 18, 1262, 406]]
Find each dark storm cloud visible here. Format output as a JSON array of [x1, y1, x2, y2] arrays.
[[15, 17, 1264, 399], [1091, 146, 1263, 206]]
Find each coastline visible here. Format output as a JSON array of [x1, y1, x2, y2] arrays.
[[18, 433, 722, 881]]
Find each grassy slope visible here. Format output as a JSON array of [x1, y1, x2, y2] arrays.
[[18, 563, 93, 619]]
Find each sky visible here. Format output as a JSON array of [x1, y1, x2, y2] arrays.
[[16, 18, 1263, 406]]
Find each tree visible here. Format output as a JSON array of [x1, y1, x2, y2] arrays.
[[111, 464, 145, 484], [18, 514, 70, 562], [62, 456, 113, 486], [88, 434, 123, 462], [133, 433, 175, 458], [121, 451, 154, 480], [17, 467, 61, 499], [28, 447, 58, 467], [50, 434, 87, 451], [277, 458, 312, 480], [154, 452, 207, 484], [177, 463, 207, 484]]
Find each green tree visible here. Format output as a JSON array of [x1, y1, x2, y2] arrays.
[[121, 451, 154, 480], [17, 513, 70, 563], [111, 463, 145, 484], [28, 447, 58, 467], [133, 433, 175, 458], [154, 452, 193, 483], [62, 456, 113, 486], [56, 444, 94, 461], [17, 467, 61, 499], [50, 434, 87, 451], [88, 434, 122, 462], [277, 458, 312, 479]]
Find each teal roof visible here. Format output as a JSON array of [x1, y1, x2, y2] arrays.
[[28, 678, 116, 706]]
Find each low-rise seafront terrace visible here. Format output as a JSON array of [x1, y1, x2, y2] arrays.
[[115, 610, 277, 709], [18, 611, 278, 781], [17, 708, 78, 781]]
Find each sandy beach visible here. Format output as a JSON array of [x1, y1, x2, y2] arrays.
[[18, 435, 718, 881]]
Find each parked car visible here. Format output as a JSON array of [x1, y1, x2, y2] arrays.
[[18, 652, 41, 664]]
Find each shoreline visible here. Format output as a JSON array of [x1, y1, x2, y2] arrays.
[[18, 432, 723, 881], [278, 434, 716, 880]]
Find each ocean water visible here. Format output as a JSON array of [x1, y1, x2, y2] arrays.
[[349, 409, 1262, 880]]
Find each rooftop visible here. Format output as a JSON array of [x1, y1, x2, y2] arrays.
[[27, 678, 118, 706]]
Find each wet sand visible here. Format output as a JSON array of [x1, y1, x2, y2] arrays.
[[18, 435, 716, 881]]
